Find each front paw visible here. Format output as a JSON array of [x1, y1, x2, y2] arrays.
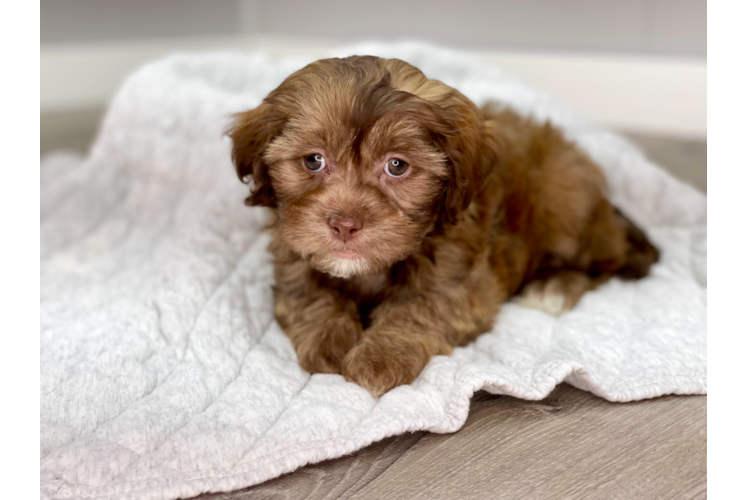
[[292, 315, 362, 375], [341, 334, 434, 396]]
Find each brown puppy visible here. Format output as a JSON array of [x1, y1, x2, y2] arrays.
[[230, 56, 658, 395]]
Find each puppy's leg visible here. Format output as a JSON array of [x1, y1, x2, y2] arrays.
[[275, 289, 362, 374], [340, 305, 453, 396], [613, 207, 660, 280], [516, 205, 659, 316], [341, 267, 501, 395]]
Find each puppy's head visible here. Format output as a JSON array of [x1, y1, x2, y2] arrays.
[[230, 56, 491, 278]]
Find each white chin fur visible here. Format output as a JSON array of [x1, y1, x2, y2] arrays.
[[319, 256, 370, 279]]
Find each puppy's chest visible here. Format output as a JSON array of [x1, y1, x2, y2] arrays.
[[342, 272, 389, 301], [338, 273, 390, 327]]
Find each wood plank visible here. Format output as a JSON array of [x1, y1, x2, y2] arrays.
[[197, 385, 706, 500]]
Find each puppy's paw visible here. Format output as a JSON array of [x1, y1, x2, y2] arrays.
[[293, 315, 362, 375], [514, 271, 593, 316], [341, 339, 421, 396], [514, 280, 567, 316], [341, 332, 449, 396]]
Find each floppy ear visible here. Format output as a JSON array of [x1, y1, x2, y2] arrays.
[[228, 102, 286, 207], [432, 95, 497, 226], [382, 58, 496, 225]]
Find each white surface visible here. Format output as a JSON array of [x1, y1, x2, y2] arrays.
[[40, 35, 706, 138], [708, 288, 748, 394], [709, 0, 748, 137], [40, 43, 707, 500], [709, 195, 748, 285], [708, 195, 748, 394]]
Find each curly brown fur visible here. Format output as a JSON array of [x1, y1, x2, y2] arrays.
[[230, 56, 659, 396]]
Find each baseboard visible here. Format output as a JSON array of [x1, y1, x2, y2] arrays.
[[40, 35, 706, 139]]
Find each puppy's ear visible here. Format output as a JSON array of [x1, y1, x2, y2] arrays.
[[228, 103, 285, 207], [433, 95, 498, 226], [382, 59, 497, 225]]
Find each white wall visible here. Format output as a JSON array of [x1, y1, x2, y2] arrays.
[[41, 0, 242, 43], [246, 0, 706, 56], [41, 0, 706, 56], [40, 1, 707, 138]]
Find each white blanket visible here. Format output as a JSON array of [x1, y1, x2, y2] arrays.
[[40, 43, 707, 500]]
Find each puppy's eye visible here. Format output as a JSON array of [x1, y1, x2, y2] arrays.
[[304, 154, 326, 172], [385, 158, 409, 178]]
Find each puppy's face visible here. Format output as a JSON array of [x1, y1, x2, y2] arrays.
[[231, 56, 489, 278]]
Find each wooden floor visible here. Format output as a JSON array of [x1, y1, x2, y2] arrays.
[[195, 385, 706, 500]]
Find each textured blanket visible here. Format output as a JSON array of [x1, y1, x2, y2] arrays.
[[40, 43, 707, 500]]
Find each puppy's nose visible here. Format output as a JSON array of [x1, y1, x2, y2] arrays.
[[329, 216, 363, 242]]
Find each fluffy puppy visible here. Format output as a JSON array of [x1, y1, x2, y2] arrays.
[[230, 56, 658, 395]]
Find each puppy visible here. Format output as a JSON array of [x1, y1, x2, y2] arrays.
[[230, 56, 658, 395]]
